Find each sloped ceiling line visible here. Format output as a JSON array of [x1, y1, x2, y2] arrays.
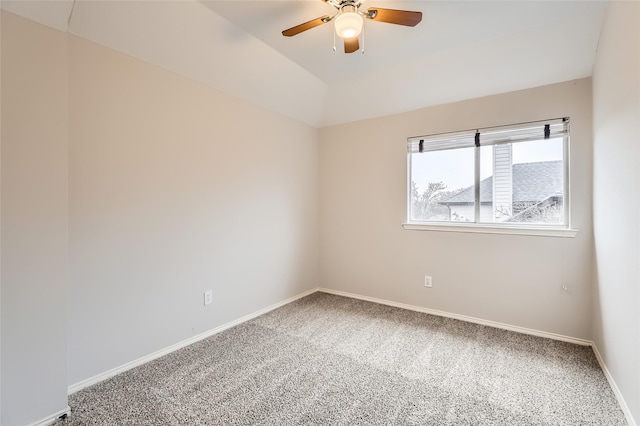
[[1, 0, 608, 128], [67, 0, 77, 30]]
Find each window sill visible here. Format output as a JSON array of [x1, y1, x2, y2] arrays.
[[402, 223, 578, 238]]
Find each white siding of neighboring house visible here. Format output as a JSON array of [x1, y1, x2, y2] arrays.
[[493, 144, 513, 220]]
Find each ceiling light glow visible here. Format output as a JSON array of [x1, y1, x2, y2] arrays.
[[334, 8, 363, 39]]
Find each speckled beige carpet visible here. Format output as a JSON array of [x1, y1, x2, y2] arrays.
[[58, 292, 627, 425]]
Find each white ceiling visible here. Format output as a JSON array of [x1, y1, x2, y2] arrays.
[[2, 0, 607, 127]]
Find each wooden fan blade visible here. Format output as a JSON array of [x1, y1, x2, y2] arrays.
[[344, 37, 359, 54], [365, 8, 422, 27], [282, 15, 330, 37]]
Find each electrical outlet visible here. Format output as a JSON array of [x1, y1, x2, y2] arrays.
[[204, 290, 213, 306], [424, 276, 433, 288]]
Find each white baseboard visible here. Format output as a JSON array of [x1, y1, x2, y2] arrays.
[[318, 287, 592, 346], [27, 406, 71, 426], [66, 286, 635, 426], [592, 344, 637, 426], [68, 287, 319, 395], [319, 283, 638, 426]]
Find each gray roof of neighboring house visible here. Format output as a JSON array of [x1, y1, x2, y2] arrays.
[[440, 161, 563, 205]]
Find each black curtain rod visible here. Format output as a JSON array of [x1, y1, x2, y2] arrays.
[[409, 117, 569, 142]]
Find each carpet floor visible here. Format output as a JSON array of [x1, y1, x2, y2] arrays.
[[58, 292, 627, 425]]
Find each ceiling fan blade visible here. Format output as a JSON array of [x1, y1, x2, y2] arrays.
[[282, 15, 331, 37], [365, 8, 422, 27], [344, 37, 359, 54]]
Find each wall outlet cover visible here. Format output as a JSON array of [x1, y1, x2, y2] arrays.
[[424, 276, 433, 287], [204, 290, 213, 305]]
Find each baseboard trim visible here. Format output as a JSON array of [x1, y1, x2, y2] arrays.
[[65, 286, 635, 425], [68, 287, 319, 395], [592, 344, 637, 426], [318, 288, 592, 346], [27, 406, 71, 426]]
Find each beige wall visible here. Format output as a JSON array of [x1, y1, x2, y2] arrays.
[[1, 11, 69, 425], [2, 3, 638, 424], [320, 78, 593, 339], [592, 1, 640, 424], [0, 10, 320, 420], [1, 9, 3, 423], [67, 36, 319, 385]]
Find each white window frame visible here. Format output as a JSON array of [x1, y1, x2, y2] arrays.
[[403, 118, 578, 238]]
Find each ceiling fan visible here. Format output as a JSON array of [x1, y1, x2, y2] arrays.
[[282, 0, 422, 54]]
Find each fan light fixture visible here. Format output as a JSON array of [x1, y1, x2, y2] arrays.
[[281, 1, 422, 54], [334, 6, 363, 39]]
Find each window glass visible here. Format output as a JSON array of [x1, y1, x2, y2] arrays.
[[410, 147, 474, 222], [407, 119, 568, 228]]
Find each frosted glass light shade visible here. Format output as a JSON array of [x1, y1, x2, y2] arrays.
[[334, 11, 363, 39]]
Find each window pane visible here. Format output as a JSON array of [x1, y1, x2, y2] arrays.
[[410, 147, 475, 222], [478, 138, 564, 225]]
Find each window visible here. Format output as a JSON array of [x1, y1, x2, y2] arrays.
[[406, 118, 574, 236]]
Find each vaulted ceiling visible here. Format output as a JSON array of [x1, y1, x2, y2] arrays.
[[2, 0, 607, 127]]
